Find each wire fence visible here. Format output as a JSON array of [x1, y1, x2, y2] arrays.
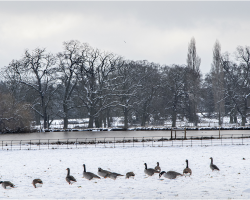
[[1, 134, 250, 151]]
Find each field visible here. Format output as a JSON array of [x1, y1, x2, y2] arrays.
[[1, 139, 250, 199]]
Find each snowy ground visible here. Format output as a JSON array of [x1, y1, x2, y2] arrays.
[[1, 139, 250, 199]]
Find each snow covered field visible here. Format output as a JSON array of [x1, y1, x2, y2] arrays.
[[1, 139, 250, 199]]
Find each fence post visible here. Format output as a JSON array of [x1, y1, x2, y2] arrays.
[[20, 140, 22, 150], [182, 136, 183, 147], [95, 138, 96, 148], [39, 140, 40, 150], [171, 128, 172, 140], [123, 137, 125, 148], [242, 134, 243, 145], [30, 140, 31, 150], [114, 137, 115, 148], [133, 137, 134, 147], [48, 139, 49, 149], [191, 137, 192, 147], [175, 130, 176, 140], [152, 137, 153, 147], [184, 128, 186, 139], [76, 139, 78, 148], [231, 135, 233, 145], [143, 137, 144, 147], [201, 136, 202, 147], [2, 141, 3, 150], [162, 137, 163, 147], [104, 138, 106, 148], [11, 141, 12, 151], [67, 139, 69, 149], [211, 136, 212, 146], [85, 138, 87, 148]]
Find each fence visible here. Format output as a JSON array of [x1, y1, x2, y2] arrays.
[[1, 134, 250, 151]]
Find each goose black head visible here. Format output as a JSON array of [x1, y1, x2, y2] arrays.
[[159, 171, 166, 178]]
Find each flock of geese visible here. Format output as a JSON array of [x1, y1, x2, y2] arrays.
[[0, 157, 219, 189]]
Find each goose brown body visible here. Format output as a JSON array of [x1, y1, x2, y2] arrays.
[[32, 179, 43, 188], [126, 172, 135, 179], [106, 172, 124, 180], [210, 157, 220, 171], [66, 168, 77, 184], [83, 164, 101, 180], [159, 171, 183, 179], [144, 163, 160, 176], [98, 168, 112, 178], [0, 181, 15, 189], [155, 162, 161, 172], [183, 159, 192, 176]]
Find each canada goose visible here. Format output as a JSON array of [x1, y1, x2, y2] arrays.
[[32, 179, 43, 188], [83, 164, 101, 180], [159, 171, 183, 179], [210, 157, 220, 171], [66, 168, 77, 184], [144, 163, 160, 176], [155, 162, 161, 172], [0, 181, 15, 189], [98, 168, 111, 178], [106, 172, 124, 180], [126, 172, 135, 179], [183, 159, 192, 176]]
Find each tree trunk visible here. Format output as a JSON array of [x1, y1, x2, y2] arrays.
[[94, 117, 100, 128], [172, 111, 177, 127], [43, 113, 48, 129], [218, 111, 222, 125], [63, 104, 69, 129], [124, 107, 128, 129], [107, 109, 111, 127], [234, 116, 237, 123], [63, 116, 68, 129], [230, 113, 233, 124], [88, 107, 94, 128], [141, 113, 146, 127], [241, 116, 246, 126]]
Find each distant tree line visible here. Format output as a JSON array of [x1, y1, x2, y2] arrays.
[[0, 38, 250, 133]]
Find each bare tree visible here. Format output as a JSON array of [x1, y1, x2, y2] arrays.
[[57, 40, 83, 129], [132, 61, 161, 127], [221, 46, 250, 126], [4, 48, 58, 129], [161, 65, 187, 127], [211, 40, 225, 125], [76, 45, 123, 128], [186, 37, 202, 126]]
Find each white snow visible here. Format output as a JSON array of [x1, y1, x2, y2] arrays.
[[1, 139, 250, 199]]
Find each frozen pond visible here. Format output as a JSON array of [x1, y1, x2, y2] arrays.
[[0, 129, 249, 141]]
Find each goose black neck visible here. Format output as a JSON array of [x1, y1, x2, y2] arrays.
[[83, 164, 86, 172], [67, 168, 70, 176], [210, 158, 213, 164], [144, 163, 147, 169], [186, 160, 189, 168]]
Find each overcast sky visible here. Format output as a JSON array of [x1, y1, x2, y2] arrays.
[[0, 1, 250, 75]]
